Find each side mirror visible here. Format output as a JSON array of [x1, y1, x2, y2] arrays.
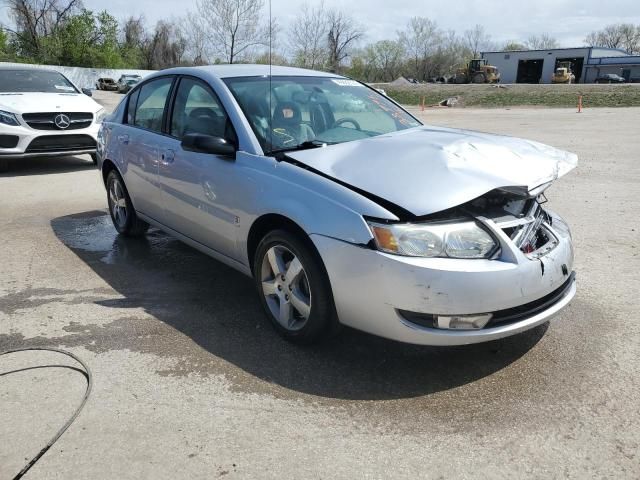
[[181, 133, 236, 158], [82, 88, 93, 97]]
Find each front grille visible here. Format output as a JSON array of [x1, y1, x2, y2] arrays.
[[0, 134, 19, 148], [22, 112, 93, 131], [489, 272, 575, 326], [25, 134, 96, 153], [499, 203, 558, 258]]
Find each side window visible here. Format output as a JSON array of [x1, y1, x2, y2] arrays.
[[126, 88, 140, 125], [133, 77, 173, 133], [170, 78, 234, 142]]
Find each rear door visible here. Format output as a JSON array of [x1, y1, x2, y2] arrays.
[[120, 76, 175, 222], [157, 76, 240, 258]]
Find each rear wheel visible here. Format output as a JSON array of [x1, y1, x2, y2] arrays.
[[253, 229, 338, 344], [106, 170, 149, 237]]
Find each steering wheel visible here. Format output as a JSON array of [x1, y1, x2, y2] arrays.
[[189, 107, 217, 121], [331, 117, 361, 130]]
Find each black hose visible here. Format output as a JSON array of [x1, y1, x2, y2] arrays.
[[0, 347, 92, 480]]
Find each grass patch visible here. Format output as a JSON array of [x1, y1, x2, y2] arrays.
[[377, 83, 640, 108]]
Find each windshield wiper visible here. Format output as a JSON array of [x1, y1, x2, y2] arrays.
[[270, 140, 332, 157]]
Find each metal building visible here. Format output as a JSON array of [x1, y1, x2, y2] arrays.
[[481, 47, 640, 84]]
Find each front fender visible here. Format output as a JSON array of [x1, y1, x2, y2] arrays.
[[236, 153, 397, 263]]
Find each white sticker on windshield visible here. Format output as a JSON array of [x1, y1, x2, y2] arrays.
[[331, 79, 363, 87], [55, 85, 75, 91]]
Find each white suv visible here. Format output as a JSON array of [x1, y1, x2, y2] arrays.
[[0, 67, 106, 171]]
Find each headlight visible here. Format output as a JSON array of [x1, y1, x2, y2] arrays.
[[0, 110, 20, 126], [95, 108, 107, 123], [368, 220, 497, 259]]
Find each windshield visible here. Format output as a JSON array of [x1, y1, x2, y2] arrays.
[[223, 76, 421, 154], [0, 70, 78, 93]]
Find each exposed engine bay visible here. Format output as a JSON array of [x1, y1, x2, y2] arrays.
[[463, 189, 559, 258]]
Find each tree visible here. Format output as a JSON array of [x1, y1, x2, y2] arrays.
[[362, 40, 405, 82], [55, 10, 121, 67], [326, 9, 363, 73], [464, 24, 493, 58], [502, 40, 526, 51], [525, 33, 559, 50], [0, 27, 8, 57], [141, 20, 187, 69], [289, 2, 328, 69], [585, 23, 640, 54], [192, 0, 269, 64], [120, 16, 146, 67], [5, 0, 83, 61], [398, 17, 441, 81]]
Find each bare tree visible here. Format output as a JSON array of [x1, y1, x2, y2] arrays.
[[326, 9, 363, 73], [121, 15, 145, 49], [289, 2, 328, 69], [142, 20, 187, 69], [464, 24, 493, 58], [193, 0, 268, 64], [398, 17, 441, 81], [181, 11, 209, 65], [5, 0, 83, 58], [585, 23, 640, 54], [525, 33, 559, 50]]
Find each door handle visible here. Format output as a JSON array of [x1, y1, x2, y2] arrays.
[[117, 134, 130, 145], [161, 149, 175, 164]]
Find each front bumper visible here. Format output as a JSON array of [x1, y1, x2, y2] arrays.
[[0, 121, 99, 159], [311, 211, 575, 346]]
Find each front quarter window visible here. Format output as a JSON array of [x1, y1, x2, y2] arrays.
[[223, 76, 420, 154]]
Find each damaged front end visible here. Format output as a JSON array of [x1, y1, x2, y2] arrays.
[[462, 189, 568, 260]]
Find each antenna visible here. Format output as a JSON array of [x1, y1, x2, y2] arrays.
[[268, 0, 273, 153]]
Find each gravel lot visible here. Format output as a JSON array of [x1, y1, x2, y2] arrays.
[[1, 91, 639, 479]]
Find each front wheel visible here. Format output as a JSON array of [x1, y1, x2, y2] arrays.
[[106, 170, 149, 237], [253, 230, 338, 344]]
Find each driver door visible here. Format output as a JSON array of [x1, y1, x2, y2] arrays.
[[157, 76, 240, 259]]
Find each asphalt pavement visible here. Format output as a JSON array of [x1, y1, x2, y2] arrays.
[[1, 93, 638, 478]]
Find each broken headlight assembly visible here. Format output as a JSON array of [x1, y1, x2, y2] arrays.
[[368, 220, 498, 259]]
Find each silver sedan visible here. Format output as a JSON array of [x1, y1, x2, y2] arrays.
[[96, 65, 577, 345]]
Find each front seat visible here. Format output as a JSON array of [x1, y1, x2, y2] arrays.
[[272, 101, 315, 147]]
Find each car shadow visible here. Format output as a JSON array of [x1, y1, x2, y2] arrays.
[[0, 155, 95, 177], [50, 210, 547, 401]]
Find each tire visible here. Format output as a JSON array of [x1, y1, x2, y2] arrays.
[[106, 170, 149, 237], [472, 73, 485, 84], [253, 229, 338, 344]]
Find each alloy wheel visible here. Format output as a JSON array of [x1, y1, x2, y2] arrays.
[[109, 178, 128, 229], [260, 245, 312, 331]]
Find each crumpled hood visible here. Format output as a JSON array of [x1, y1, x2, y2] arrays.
[[0, 92, 101, 114], [286, 126, 578, 217]]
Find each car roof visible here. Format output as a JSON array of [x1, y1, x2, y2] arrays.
[[148, 64, 344, 80]]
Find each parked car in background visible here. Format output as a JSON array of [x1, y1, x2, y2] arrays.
[[0, 67, 105, 171], [595, 73, 626, 83], [117, 77, 140, 94], [97, 65, 577, 346], [96, 77, 118, 91]]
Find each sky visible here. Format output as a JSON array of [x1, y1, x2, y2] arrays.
[[2, 0, 640, 49]]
